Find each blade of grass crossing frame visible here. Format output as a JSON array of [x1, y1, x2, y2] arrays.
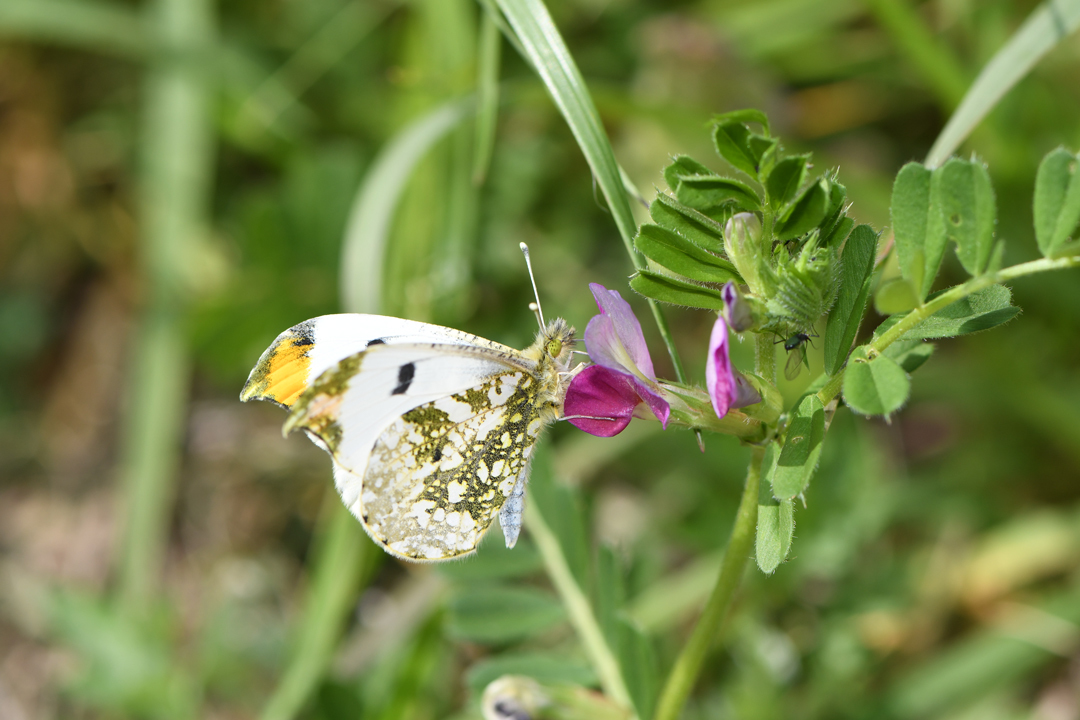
[[340, 98, 473, 315], [527, 449, 636, 714], [925, 0, 1080, 168], [472, 10, 501, 185], [493, 0, 689, 385]]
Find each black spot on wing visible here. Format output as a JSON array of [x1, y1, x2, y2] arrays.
[[292, 319, 315, 346], [392, 362, 415, 395], [366, 338, 386, 346]]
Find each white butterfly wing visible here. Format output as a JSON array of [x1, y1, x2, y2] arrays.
[[286, 342, 550, 561], [240, 313, 517, 409]]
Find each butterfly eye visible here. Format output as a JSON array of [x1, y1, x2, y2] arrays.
[[546, 338, 563, 357]]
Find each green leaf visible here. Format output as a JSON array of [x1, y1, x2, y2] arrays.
[[465, 652, 597, 694], [771, 394, 826, 499], [1034, 147, 1080, 257], [842, 347, 910, 417], [874, 277, 920, 315], [713, 121, 765, 178], [663, 155, 714, 192], [774, 178, 829, 241], [884, 339, 936, 374], [824, 215, 855, 249], [447, 584, 565, 642], [877, 284, 1020, 341], [891, 161, 947, 299], [634, 225, 740, 284], [674, 174, 762, 213], [824, 225, 878, 375], [765, 155, 809, 207], [935, 157, 996, 276], [820, 177, 849, 240], [755, 497, 795, 574], [649, 192, 726, 254], [711, 108, 770, 134], [629, 270, 725, 310]]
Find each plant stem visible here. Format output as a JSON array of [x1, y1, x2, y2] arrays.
[[754, 332, 776, 386], [261, 501, 373, 720], [652, 446, 764, 720], [817, 254, 1080, 406], [526, 500, 636, 714]]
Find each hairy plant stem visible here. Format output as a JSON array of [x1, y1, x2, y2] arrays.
[[816, 254, 1080, 406], [754, 331, 777, 386], [652, 446, 764, 720]]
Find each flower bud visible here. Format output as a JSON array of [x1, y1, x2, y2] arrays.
[[724, 212, 767, 296], [721, 281, 755, 332]]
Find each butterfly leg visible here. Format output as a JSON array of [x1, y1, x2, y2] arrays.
[[498, 462, 530, 549]]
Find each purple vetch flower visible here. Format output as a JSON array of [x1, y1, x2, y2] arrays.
[[706, 314, 761, 419], [564, 284, 671, 437], [721, 281, 754, 332]]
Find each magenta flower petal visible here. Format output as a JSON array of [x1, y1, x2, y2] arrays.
[[706, 315, 737, 418], [564, 365, 640, 437], [722, 281, 754, 332], [732, 373, 762, 410], [630, 378, 671, 429], [584, 283, 656, 379]]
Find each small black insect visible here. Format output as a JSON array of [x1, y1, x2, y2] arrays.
[[776, 332, 816, 380], [781, 333, 812, 351]]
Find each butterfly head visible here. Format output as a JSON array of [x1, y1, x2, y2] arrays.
[[537, 317, 575, 366]]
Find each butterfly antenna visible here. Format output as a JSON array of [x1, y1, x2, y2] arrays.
[[519, 242, 546, 329]]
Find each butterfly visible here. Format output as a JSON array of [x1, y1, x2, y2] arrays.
[[240, 248, 576, 562]]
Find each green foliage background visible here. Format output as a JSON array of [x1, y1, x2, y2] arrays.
[[1, 0, 1079, 718]]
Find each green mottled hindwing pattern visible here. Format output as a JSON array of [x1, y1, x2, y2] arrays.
[[360, 371, 549, 560]]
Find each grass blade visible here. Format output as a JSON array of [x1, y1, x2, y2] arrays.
[[340, 98, 473, 314], [472, 10, 502, 185], [526, 451, 635, 713], [260, 502, 373, 720], [493, 0, 689, 385], [925, 0, 1080, 168]]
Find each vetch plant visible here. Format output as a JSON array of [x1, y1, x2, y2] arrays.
[[496, 108, 1080, 720], [472, 2, 1080, 719]]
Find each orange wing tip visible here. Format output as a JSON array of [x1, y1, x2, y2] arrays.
[[240, 320, 316, 408]]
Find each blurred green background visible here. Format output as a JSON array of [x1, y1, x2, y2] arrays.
[[2, 0, 1080, 718]]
